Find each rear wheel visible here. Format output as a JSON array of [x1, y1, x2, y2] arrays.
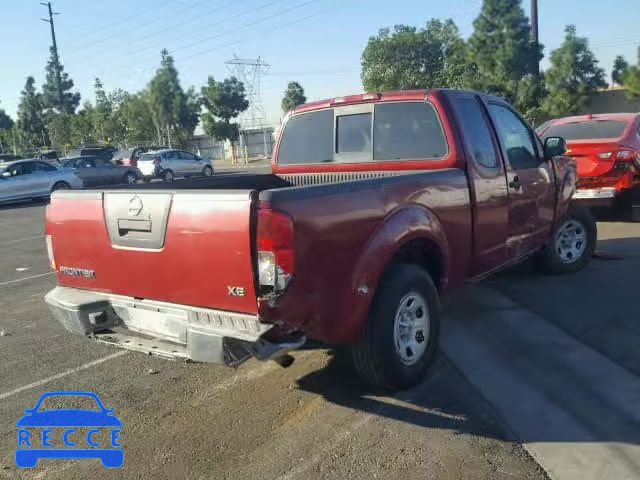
[[51, 181, 70, 192], [351, 264, 440, 390], [162, 170, 174, 183], [124, 172, 137, 185], [202, 165, 213, 177], [536, 205, 596, 274]]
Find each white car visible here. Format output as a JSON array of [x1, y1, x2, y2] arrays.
[[0, 159, 83, 204], [137, 149, 213, 182]]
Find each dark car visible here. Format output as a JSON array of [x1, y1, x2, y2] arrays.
[[62, 156, 139, 186], [112, 145, 168, 167], [67, 146, 116, 162]]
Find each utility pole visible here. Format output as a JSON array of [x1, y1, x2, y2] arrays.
[[530, 0, 540, 76], [41, 1, 64, 109]]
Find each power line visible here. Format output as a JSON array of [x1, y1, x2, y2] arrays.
[[65, 0, 290, 74], [72, 0, 318, 80]]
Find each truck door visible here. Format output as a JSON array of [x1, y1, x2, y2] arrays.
[[486, 102, 554, 258], [449, 93, 509, 275]]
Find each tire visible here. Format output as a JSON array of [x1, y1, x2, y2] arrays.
[[162, 170, 174, 183], [630, 187, 640, 222], [51, 181, 70, 192], [123, 172, 137, 185], [536, 204, 597, 275], [351, 264, 440, 390], [202, 165, 213, 177]]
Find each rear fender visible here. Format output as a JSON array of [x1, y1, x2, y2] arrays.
[[344, 206, 449, 340], [552, 156, 578, 229]]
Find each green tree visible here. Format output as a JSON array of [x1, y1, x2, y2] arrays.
[[200, 76, 248, 142], [467, 0, 541, 103], [281, 81, 307, 113], [117, 91, 157, 145], [93, 78, 111, 141], [0, 103, 13, 130], [621, 47, 640, 99], [542, 25, 607, 117], [612, 55, 629, 86], [41, 46, 80, 114], [45, 113, 74, 153], [361, 19, 466, 92], [147, 49, 198, 147], [16, 77, 47, 148]]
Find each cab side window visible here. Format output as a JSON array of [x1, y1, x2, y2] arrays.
[[451, 97, 499, 169], [489, 104, 540, 170]]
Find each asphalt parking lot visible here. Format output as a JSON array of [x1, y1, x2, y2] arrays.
[[0, 195, 638, 479]]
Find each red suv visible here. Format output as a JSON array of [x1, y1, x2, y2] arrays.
[[539, 113, 640, 220]]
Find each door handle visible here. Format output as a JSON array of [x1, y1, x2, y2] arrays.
[[509, 176, 522, 191]]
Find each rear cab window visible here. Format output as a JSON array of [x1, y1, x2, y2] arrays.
[[277, 101, 448, 166]]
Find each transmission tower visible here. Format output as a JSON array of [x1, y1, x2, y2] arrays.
[[225, 55, 270, 129]]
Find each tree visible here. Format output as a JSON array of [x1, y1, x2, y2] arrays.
[[612, 56, 629, 86], [16, 77, 47, 148], [281, 81, 307, 113], [117, 91, 157, 145], [0, 103, 13, 130], [542, 25, 607, 117], [200, 76, 248, 142], [41, 46, 80, 114], [147, 49, 198, 147], [467, 0, 541, 103], [621, 47, 640, 100], [361, 19, 466, 92]]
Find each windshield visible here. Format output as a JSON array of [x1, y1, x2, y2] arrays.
[[543, 120, 630, 141]]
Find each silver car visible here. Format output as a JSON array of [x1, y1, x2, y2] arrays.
[[137, 149, 213, 182], [0, 159, 83, 204], [62, 156, 139, 187]]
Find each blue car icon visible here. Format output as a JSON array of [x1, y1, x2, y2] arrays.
[[16, 391, 123, 468]]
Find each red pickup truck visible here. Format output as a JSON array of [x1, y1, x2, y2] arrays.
[[45, 89, 596, 389]]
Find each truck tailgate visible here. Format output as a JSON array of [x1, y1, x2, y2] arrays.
[[46, 190, 258, 315]]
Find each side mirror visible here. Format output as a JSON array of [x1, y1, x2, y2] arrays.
[[544, 136, 567, 159]]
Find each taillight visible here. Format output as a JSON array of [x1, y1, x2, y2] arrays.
[[613, 149, 638, 172], [256, 209, 294, 295], [45, 235, 56, 269], [152, 156, 161, 165], [130, 158, 137, 167]]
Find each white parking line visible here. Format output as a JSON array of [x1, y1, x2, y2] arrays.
[[0, 272, 54, 287], [0, 235, 45, 247], [0, 351, 127, 401]]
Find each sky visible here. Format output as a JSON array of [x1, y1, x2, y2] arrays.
[[1, 0, 638, 126]]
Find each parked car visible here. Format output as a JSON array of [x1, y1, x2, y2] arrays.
[[62, 156, 139, 187], [66, 145, 116, 162], [36, 150, 60, 163], [538, 113, 640, 220], [0, 159, 82, 204], [112, 145, 168, 167], [44, 89, 595, 390], [137, 149, 213, 182]]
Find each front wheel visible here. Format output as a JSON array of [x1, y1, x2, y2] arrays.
[[202, 165, 213, 177], [162, 170, 174, 183], [536, 205, 597, 275], [124, 172, 137, 185], [51, 181, 70, 192], [351, 264, 440, 390]]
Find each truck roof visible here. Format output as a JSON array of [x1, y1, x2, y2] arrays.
[[289, 89, 506, 116]]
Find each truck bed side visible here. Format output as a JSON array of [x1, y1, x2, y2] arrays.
[[259, 169, 471, 344]]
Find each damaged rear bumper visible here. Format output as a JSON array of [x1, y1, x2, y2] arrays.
[[45, 286, 304, 367]]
